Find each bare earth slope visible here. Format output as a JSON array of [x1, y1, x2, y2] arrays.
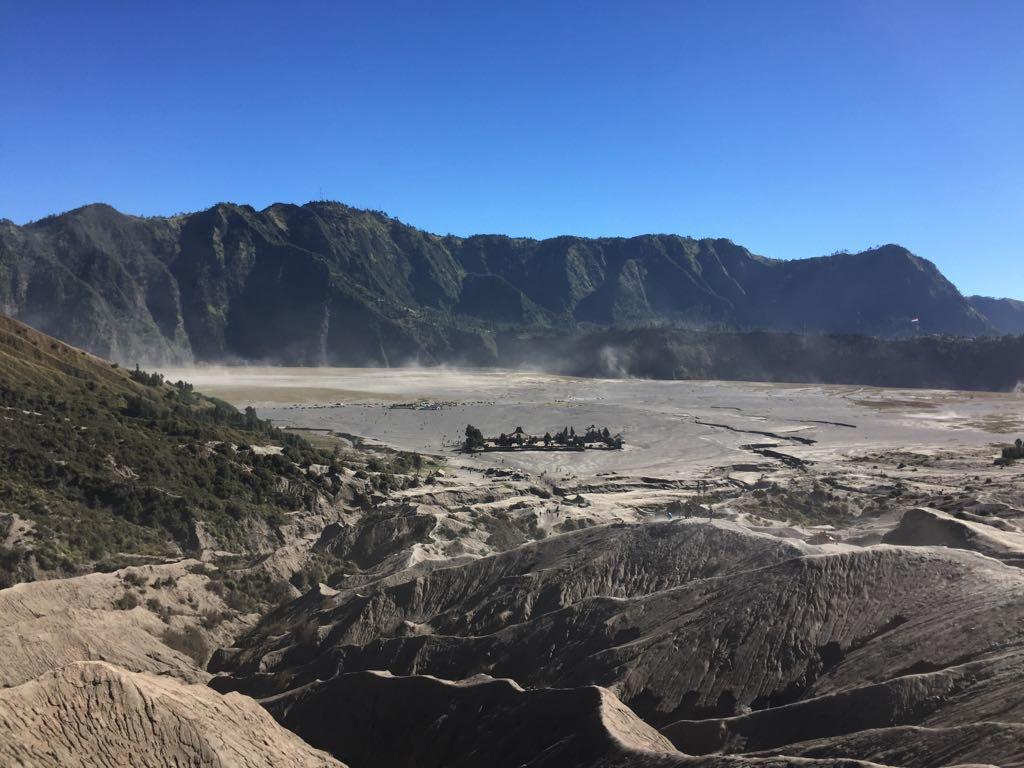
[[263, 670, 881, 768], [265, 671, 679, 768], [0, 662, 343, 768], [215, 522, 1024, 718], [214, 517, 1024, 765], [212, 521, 808, 693], [882, 505, 1024, 567], [661, 648, 1024, 766], [0, 560, 253, 687]]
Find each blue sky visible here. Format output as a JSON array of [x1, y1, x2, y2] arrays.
[[2, 1, 1022, 297]]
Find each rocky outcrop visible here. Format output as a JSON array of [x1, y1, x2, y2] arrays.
[[316, 512, 440, 571], [0, 662, 343, 767]]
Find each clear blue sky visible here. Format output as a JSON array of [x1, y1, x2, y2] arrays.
[[2, 1, 1022, 297]]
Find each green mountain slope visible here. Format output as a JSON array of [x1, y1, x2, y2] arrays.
[[0, 202, 1002, 365], [0, 314, 346, 586], [968, 295, 1024, 335]]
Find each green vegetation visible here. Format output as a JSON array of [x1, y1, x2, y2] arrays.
[[200, 563, 296, 614], [752, 482, 857, 527], [162, 624, 210, 666], [113, 590, 141, 610], [129, 364, 166, 387], [288, 550, 346, 592], [463, 424, 485, 451], [0, 316, 353, 586], [462, 423, 623, 452]]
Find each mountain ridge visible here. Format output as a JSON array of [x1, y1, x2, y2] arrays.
[[0, 200, 1010, 366], [967, 294, 1024, 335]]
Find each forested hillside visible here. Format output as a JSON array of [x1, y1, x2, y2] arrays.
[[0, 202, 1001, 366]]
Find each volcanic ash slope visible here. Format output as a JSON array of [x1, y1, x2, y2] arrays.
[[214, 517, 1024, 764], [212, 520, 809, 693], [262, 670, 880, 768], [0, 661, 343, 767], [0, 560, 250, 688]]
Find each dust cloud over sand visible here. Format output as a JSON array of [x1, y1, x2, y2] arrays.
[[165, 366, 1023, 478]]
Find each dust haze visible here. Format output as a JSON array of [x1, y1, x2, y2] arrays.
[[164, 365, 1023, 478]]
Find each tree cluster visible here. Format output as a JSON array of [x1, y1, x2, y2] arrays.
[[1002, 438, 1024, 462], [463, 424, 485, 451], [462, 423, 623, 451], [549, 425, 622, 449], [129, 365, 165, 387]]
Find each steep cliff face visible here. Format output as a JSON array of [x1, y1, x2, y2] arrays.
[[0, 203, 489, 366], [0, 205, 189, 364], [0, 202, 1001, 366]]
